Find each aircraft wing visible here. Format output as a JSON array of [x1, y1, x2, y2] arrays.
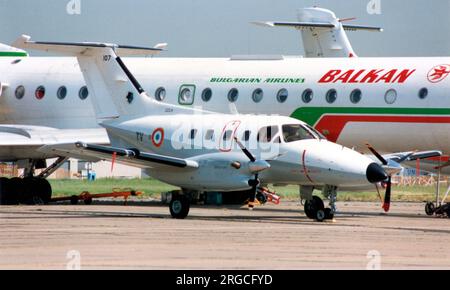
[[38, 142, 199, 170], [0, 125, 109, 161]]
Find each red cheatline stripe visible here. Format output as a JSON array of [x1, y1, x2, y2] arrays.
[[315, 115, 450, 142], [302, 150, 314, 184]]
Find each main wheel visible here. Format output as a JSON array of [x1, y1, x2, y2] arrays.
[[324, 208, 334, 220], [9, 177, 24, 205], [35, 178, 52, 204], [425, 202, 435, 216], [445, 204, 450, 219], [0, 178, 11, 205], [304, 196, 325, 219], [170, 195, 190, 219], [21, 177, 37, 204]]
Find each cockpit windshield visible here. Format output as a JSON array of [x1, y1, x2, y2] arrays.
[[282, 124, 316, 143], [303, 123, 327, 140]]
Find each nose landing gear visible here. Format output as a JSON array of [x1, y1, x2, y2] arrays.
[[301, 185, 337, 222], [304, 196, 326, 221]]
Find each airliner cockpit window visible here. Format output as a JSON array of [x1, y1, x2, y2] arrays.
[[282, 124, 316, 143]]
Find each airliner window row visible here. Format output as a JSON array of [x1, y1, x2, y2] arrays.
[[13, 85, 90, 100], [11, 85, 429, 104], [152, 86, 430, 105]]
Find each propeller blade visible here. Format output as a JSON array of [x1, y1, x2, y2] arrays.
[[382, 176, 392, 212], [234, 137, 256, 162], [366, 143, 388, 165]]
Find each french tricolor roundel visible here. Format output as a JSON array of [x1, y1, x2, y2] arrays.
[[151, 128, 164, 148]]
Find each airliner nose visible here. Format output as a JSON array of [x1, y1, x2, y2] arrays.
[[366, 163, 388, 183]]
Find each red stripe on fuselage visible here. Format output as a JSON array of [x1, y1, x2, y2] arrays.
[[315, 115, 450, 142]]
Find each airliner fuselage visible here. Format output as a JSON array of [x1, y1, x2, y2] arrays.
[[1, 56, 449, 155]]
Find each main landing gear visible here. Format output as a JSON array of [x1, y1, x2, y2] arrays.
[[0, 177, 52, 205], [0, 157, 68, 205], [424, 160, 450, 218], [169, 191, 191, 219], [301, 185, 337, 222]]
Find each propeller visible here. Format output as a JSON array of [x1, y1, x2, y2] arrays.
[[366, 143, 394, 212], [234, 137, 270, 210], [366, 143, 388, 166], [383, 176, 392, 212], [235, 137, 256, 163]]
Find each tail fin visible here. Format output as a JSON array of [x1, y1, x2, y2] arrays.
[[253, 7, 382, 58], [14, 35, 167, 121]]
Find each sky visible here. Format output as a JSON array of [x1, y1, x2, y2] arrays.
[[0, 0, 449, 57]]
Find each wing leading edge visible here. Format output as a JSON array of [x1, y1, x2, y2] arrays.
[[38, 142, 199, 170]]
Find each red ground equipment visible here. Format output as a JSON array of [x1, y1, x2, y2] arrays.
[[50, 189, 142, 205]]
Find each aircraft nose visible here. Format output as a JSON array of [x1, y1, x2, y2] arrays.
[[366, 162, 388, 183]]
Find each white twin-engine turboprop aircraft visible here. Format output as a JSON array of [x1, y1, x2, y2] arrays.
[[20, 37, 389, 221], [2, 7, 441, 208]]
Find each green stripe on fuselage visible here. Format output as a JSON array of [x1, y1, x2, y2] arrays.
[[290, 107, 450, 126], [0, 51, 28, 57]]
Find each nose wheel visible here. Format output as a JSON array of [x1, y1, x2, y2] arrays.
[[304, 196, 334, 222]]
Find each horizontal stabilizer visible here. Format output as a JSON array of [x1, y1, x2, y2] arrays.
[[13, 35, 165, 56], [252, 21, 335, 29], [343, 25, 383, 32], [253, 21, 382, 32]]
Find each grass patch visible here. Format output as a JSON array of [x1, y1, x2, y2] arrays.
[[49, 178, 177, 198], [272, 184, 449, 202], [49, 178, 449, 202]]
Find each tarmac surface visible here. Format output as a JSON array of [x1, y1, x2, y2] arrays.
[[0, 200, 449, 269]]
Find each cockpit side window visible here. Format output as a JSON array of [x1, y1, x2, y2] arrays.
[[282, 124, 316, 143], [257, 126, 279, 143], [242, 130, 251, 142], [223, 130, 233, 141]]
